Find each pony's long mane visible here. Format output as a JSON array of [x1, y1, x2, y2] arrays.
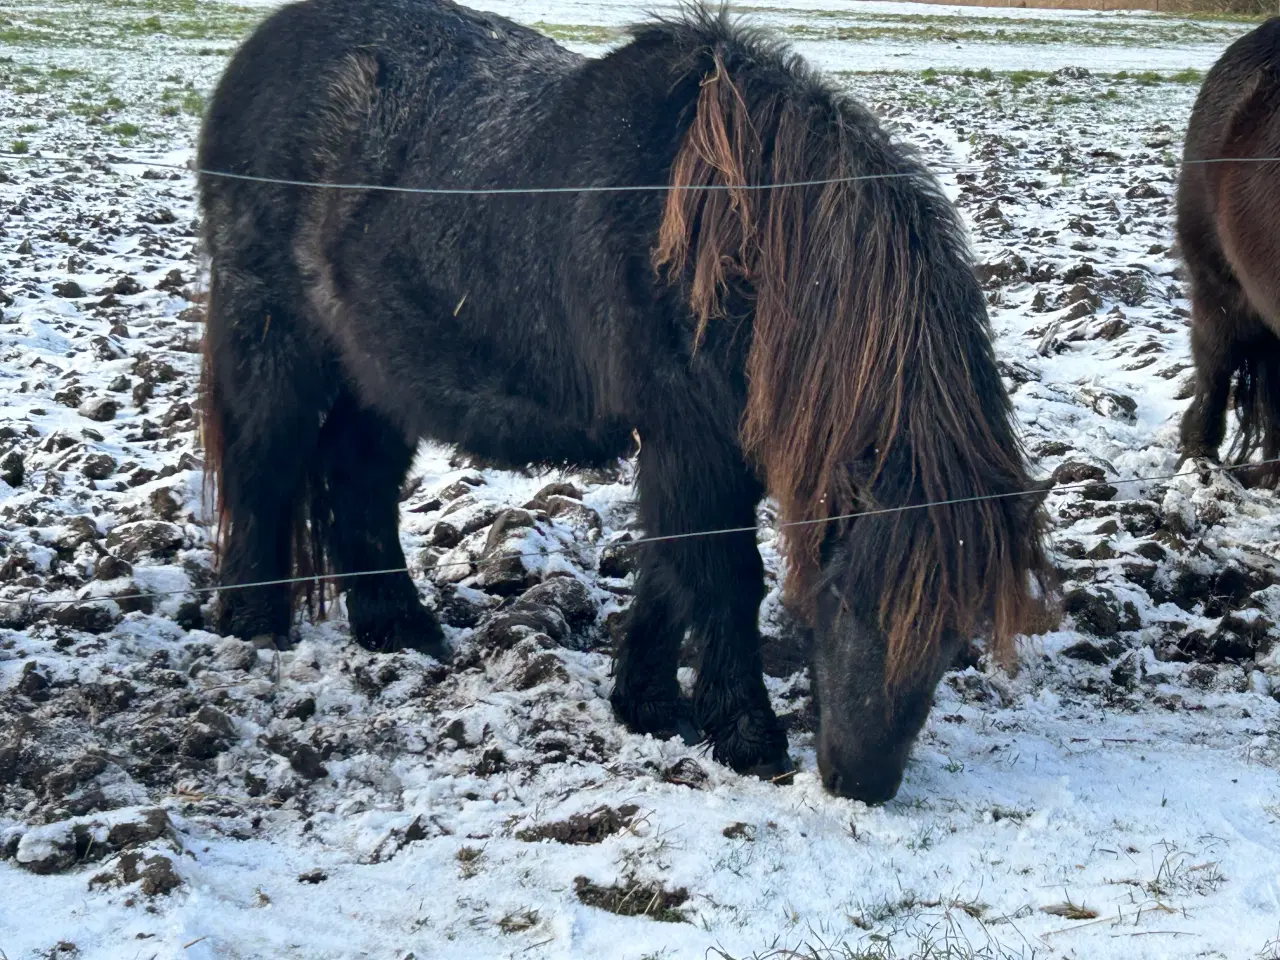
[[650, 10, 1053, 695]]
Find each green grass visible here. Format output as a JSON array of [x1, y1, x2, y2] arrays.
[[0, 0, 263, 50], [779, 11, 1247, 47], [530, 22, 617, 43], [9, 140, 28, 154]]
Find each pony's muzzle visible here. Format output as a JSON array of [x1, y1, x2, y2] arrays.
[[817, 739, 906, 805]]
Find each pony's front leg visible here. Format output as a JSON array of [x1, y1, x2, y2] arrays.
[[614, 433, 790, 778]]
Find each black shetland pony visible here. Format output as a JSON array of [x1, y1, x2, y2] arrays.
[[198, 0, 1052, 802], [1179, 18, 1280, 480]]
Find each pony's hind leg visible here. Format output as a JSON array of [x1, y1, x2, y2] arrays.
[[313, 392, 449, 660], [1179, 246, 1260, 464], [206, 275, 329, 649], [1180, 307, 1244, 463], [613, 433, 789, 778]]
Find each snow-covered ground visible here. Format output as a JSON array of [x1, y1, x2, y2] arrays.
[[3, 1, 1280, 958]]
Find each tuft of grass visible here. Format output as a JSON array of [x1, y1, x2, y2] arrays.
[[574, 875, 689, 923], [496, 907, 539, 934], [455, 844, 485, 879], [531, 22, 617, 44], [9, 140, 28, 154], [180, 88, 205, 116], [1041, 900, 1098, 920]]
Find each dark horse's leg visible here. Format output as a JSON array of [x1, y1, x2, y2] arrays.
[[207, 273, 328, 649], [1180, 245, 1259, 463], [313, 392, 449, 659], [611, 433, 790, 778]]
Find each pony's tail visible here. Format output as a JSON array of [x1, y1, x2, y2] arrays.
[[199, 263, 330, 621], [199, 276, 228, 563], [1216, 68, 1280, 477], [655, 48, 1054, 700], [1229, 340, 1280, 469]]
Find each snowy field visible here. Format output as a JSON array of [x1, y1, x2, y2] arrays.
[[3, 0, 1280, 958]]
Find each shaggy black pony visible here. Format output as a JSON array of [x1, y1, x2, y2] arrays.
[[1179, 18, 1280, 483], [199, 0, 1053, 802]]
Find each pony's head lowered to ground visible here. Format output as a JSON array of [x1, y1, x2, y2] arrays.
[[653, 33, 1056, 801]]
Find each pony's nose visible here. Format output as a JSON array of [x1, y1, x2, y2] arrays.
[[821, 762, 903, 805]]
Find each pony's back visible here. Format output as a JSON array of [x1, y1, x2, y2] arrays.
[[1178, 18, 1280, 265]]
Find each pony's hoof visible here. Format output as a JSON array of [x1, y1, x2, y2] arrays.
[[249, 632, 293, 651], [742, 754, 796, 785], [1176, 448, 1219, 469], [353, 609, 451, 662], [710, 710, 790, 781], [611, 694, 696, 742]]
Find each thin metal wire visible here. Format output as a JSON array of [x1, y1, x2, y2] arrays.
[[2, 151, 937, 194], [1, 149, 1275, 611], [14, 455, 1278, 610], [4, 148, 1278, 196]]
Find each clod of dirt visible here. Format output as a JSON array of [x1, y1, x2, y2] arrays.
[[598, 537, 639, 579], [52, 602, 121, 634], [722, 822, 755, 840], [544, 495, 602, 533], [517, 804, 639, 844], [78, 399, 118, 423], [475, 608, 567, 650], [284, 696, 316, 721], [1, 450, 25, 487], [524, 481, 581, 509], [1051, 460, 1106, 485], [53, 281, 86, 299], [476, 550, 538, 597], [1060, 639, 1114, 665], [515, 577, 597, 634], [289, 744, 328, 780], [81, 453, 117, 480], [974, 251, 1028, 289], [181, 706, 236, 761], [90, 851, 182, 896], [9, 808, 173, 875], [573, 875, 689, 923], [1063, 587, 1138, 637], [474, 747, 507, 776], [1178, 612, 1276, 663], [1081, 387, 1137, 423], [298, 869, 328, 884], [105, 521, 184, 561], [1125, 182, 1161, 200], [482, 508, 536, 554], [94, 555, 132, 581], [1093, 316, 1129, 341], [663, 757, 709, 789], [15, 661, 52, 701]]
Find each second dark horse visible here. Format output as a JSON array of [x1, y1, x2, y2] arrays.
[[198, 0, 1052, 802], [1179, 18, 1280, 480]]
